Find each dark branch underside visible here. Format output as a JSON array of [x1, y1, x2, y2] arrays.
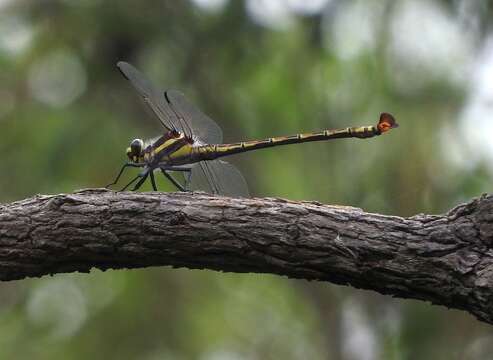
[[1, 189, 493, 324]]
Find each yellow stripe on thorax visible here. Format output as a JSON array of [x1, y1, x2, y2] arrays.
[[168, 142, 194, 160], [153, 137, 181, 155]]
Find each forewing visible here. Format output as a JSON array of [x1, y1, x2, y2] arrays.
[[165, 90, 223, 145], [190, 160, 249, 197], [117, 61, 179, 132]]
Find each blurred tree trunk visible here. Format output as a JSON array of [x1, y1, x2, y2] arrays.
[[1, 189, 492, 325]]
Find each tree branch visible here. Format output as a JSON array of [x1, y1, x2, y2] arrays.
[[1, 189, 493, 324]]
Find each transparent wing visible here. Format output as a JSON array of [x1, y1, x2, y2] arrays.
[[118, 62, 223, 145], [165, 90, 223, 145], [117, 61, 179, 132], [190, 160, 249, 197]]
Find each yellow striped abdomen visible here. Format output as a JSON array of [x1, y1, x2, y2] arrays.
[[191, 126, 379, 161]]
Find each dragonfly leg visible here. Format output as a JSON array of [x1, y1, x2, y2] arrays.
[[150, 171, 158, 191], [164, 166, 192, 171], [184, 170, 192, 191], [120, 174, 140, 191], [106, 163, 143, 188], [160, 168, 186, 191], [132, 173, 149, 191], [162, 166, 193, 191]]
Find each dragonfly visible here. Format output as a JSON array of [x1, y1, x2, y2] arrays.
[[107, 62, 398, 197]]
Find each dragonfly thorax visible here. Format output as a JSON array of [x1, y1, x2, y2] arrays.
[[126, 138, 144, 162]]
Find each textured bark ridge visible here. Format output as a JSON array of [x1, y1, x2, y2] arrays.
[[1, 189, 493, 324]]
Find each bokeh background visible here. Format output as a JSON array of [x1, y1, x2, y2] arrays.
[[1, 0, 493, 359]]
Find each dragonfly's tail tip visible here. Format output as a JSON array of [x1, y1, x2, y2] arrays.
[[377, 112, 398, 133]]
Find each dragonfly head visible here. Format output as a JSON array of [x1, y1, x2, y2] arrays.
[[126, 138, 144, 162]]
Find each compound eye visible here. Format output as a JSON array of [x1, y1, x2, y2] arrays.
[[130, 139, 144, 155]]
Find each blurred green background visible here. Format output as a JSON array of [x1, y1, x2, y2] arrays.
[[1, 0, 493, 359]]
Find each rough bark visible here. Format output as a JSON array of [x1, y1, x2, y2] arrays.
[[1, 189, 493, 324]]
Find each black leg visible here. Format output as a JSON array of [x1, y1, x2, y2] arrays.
[[132, 173, 149, 191], [150, 171, 158, 191], [160, 168, 186, 191], [106, 163, 143, 188], [120, 174, 140, 191], [184, 169, 192, 191], [160, 166, 193, 190], [162, 166, 192, 172]]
